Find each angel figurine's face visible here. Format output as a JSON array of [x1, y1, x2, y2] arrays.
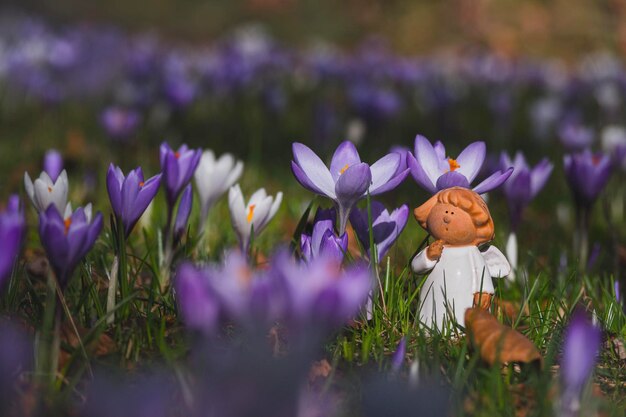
[[426, 202, 477, 246]]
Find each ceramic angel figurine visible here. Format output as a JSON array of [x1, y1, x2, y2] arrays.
[[411, 187, 510, 330]]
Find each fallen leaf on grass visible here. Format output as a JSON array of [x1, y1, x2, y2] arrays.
[[494, 298, 529, 323], [465, 308, 542, 367], [59, 323, 116, 369]]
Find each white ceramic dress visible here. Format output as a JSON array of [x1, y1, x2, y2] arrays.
[[411, 245, 510, 331]]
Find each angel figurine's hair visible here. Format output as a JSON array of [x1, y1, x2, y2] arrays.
[[414, 187, 495, 245]]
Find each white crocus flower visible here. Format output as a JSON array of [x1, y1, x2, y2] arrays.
[[195, 150, 244, 226], [24, 169, 68, 213], [228, 184, 282, 251]]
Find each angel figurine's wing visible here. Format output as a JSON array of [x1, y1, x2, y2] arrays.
[[481, 246, 511, 278]]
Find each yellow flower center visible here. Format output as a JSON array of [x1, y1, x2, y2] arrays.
[[247, 204, 256, 223], [448, 158, 460, 172], [339, 164, 350, 175], [64, 218, 72, 235]]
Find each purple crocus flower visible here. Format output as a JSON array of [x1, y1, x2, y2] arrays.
[[300, 212, 348, 264], [407, 135, 513, 194], [43, 149, 63, 182], [38, 204, 103, 288], [99, 107, 141, 141], [0, 196, 25, 290], [272, 250, 372, 327], [349, 202, 409, 260], [291, 141, 409, 233], [560, 309, 602, 417], [174, 184, 193, 238], [159, 142, 202, 207], [106, 164, 162, 237], [174, 251, 278, 333], [391, 337, 406, 372], [563, 150, 612, 209], [500, 152, 553, 231]]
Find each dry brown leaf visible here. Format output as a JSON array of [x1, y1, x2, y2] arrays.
[[465, 308, 542, 367], [59, 323, 116, 369], [494, 298, 529, 323]]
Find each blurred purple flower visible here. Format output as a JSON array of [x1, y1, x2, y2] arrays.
[[558, 118, 594, 151], [300, 211, 348, 264], [272, 250, 372, 328], [106, 164, 162, 237], [174, 184, 193, 238], [176, 249, 372, 333], [100, 107, 141, 141], [499, 152, 553, 231], [0, 196, 25, 290], [160, 142, 202, 207], [349, 202, 409, 260], [563, 150, 612, 208], [82, 371, 177, 417], [615, 281, 621, 304], [408, 135, 513, 194], [0, 319, 33, 415], [43, 149, 63, 182], [391, 337, 406, 372], [560, 309, 602, 417], [175, 251, 278, 332], [291, 141, 409, 233], [38, 204, 103, 288]]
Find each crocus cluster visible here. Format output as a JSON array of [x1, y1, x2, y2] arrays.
[[291, 141, 408, 233], [0, 196, 25, 290], [174, 249, 372, 334]]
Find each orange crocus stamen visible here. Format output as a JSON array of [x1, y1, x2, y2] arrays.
[[448, 158, 461, 172], [339, 164, 350, 175], [139, 181, 145, 187], [48, 186, 53, 193], [592, 155, 601, 166], [247, 204, 256, 223], [64, 218, 72, 235], [174, 152, 181, 159]]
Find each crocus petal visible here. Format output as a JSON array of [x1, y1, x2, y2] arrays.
[[106, 164, 123, 217], [291, 161, 327, 196], [456, 141, 486, 183], [292, 143, 336, 198], [369, 153, 400, 194], [414, 135, 442, 184], [407, 153, 437, 193], [436, 171, 470, 190], [529, 159, 553, 198], [472, 167, 513, 194], [334, 163, 371, 210], [174, 184, 193, 237], [329, 141, 361, 182]]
